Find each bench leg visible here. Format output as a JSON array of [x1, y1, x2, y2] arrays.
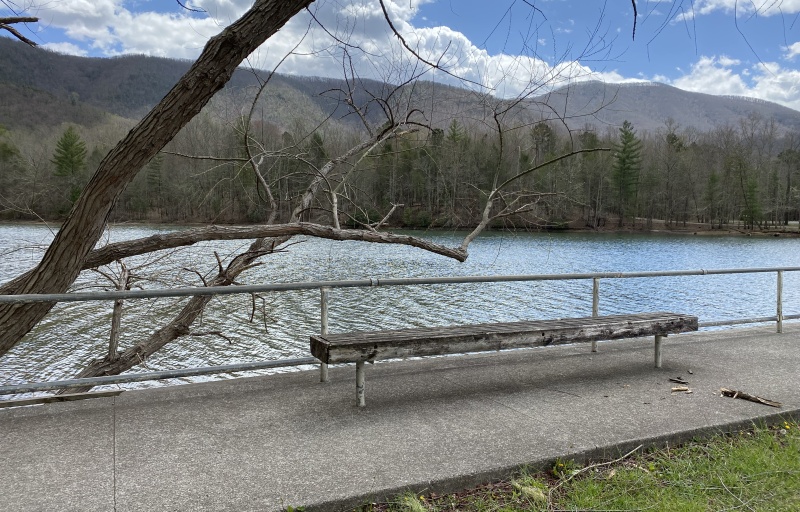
[[356, 361, 366, 407], [320, 362, 329, 383], [654, 334, 665, 368]]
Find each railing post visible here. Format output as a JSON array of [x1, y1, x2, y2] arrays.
[[356, 361, 366, 407], [320, 287, 330, 382], [591, 277, 600, 352], [777, 271, 783, 334], [654, 334, 663, 368]]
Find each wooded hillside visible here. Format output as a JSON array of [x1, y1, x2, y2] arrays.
[[1, 37, 799, 231]]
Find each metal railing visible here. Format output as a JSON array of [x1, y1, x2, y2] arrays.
[[1, 266, 799, 398]]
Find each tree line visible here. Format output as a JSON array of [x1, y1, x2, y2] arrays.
[[1, 109, 798, 231]]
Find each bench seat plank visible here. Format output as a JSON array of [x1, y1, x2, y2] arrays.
[[310, 312, 698, 364]]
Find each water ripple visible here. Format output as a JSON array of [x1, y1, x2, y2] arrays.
[[1, 225, 799, 396]]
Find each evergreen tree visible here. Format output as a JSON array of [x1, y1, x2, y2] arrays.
[[612, 120, 642, 227], [742, 177, 761, 230], [51, 126, 87, 177], [51, 126, 88, 209]]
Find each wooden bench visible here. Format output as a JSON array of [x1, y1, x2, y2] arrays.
[[310, 312, 699, 406]]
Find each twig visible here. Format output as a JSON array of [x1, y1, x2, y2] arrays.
[[190, 330, 234, 344], [214, 251, 225, 274], [720, 388, 782, 408], [183, 268, 209, 287]]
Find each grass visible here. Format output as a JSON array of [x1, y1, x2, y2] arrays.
[[356, 420, 800, 511]]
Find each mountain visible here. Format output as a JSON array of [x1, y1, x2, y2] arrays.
[[2, 36, 800, 135], [533, 80, 800, 133]]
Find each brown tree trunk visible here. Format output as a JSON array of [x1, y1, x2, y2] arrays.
[[60, 236, 290, 394], [0, 0, 313, 357]]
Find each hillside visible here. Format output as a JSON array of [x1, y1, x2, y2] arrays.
[[2, 36, 800, 134], [534, 80, 800, 133]]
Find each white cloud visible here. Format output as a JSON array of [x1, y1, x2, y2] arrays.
[[29, 0, 220, 57], [665, 55, 800, 110], [10, 1, 800, 110], [717, 55, 740, 67], [675, 0, 800, 20], [41, 41, 87, 56], [671, 56, 749, 95], [12, 0, 588, 100], [692, 0, 800, 16], [785, 42, 800, 60]]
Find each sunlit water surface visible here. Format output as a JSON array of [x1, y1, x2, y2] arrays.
[[1, 223, 799, 395]]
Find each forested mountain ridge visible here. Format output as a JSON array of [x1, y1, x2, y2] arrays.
[[3, 37, 800, 134], [1, 36, 799, 232], [537, 80, 800, 133]]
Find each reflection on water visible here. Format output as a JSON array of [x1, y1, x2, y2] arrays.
[[1, 224, 799, 394]]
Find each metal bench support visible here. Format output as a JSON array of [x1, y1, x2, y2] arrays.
[[654, 334, 665, 368], [320, 287, 330, 383], [356, 361, 365, 407], [311, 313, 698, 407]]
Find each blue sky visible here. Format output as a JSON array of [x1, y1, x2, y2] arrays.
[[2, 0, 800, 109]]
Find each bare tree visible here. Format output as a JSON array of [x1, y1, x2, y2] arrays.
[[1, 0, 613, 388], [0, 0, 316, 356]]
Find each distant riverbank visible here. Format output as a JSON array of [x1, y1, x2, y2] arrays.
[[3, 217, 800, 240]]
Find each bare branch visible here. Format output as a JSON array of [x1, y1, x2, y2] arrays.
[[496, 147, 611, 192], [373, 203, 403, 231], [0, 16, 37, 46], [189, 331, 234, 344], [377, 0, 487, 90], [0, 0, 315, 358], [161, 151, 249, 162], [175, 0, 205, 14], [183, 267, 209, 287], [76, 223, 468, 265]]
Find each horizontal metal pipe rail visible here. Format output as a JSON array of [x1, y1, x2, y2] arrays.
[[2, 266, 800, 304], [1, 266, 798, 397], [700, 314, 800, 328], [0, 358, 319, 396]]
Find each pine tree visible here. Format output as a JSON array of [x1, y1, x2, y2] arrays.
[[51, 126, 88, 209], [51, 126, 87, 177], [612, 120, 642, 227]]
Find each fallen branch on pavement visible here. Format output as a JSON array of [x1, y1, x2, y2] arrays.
[[720, 388, 782, 408]]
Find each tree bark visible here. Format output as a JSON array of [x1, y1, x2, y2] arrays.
[[60, 237, 287, 394], [0, 223, 467, 297], [0, 17, 39, 46], [0, 0, 313, 357]]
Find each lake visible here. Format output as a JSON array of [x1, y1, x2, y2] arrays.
[[1, 223, 799, 392]]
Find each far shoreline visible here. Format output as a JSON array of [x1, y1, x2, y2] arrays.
[[2, 218, 799, 238]]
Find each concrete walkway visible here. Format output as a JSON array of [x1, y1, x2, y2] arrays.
[[2, 324, 799, 511]]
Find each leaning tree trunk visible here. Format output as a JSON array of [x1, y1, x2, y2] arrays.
[[60, 236, 291, 394], [0, 0, 314, 357]]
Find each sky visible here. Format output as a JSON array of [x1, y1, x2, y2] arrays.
[[3, 0, 800, 109]]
